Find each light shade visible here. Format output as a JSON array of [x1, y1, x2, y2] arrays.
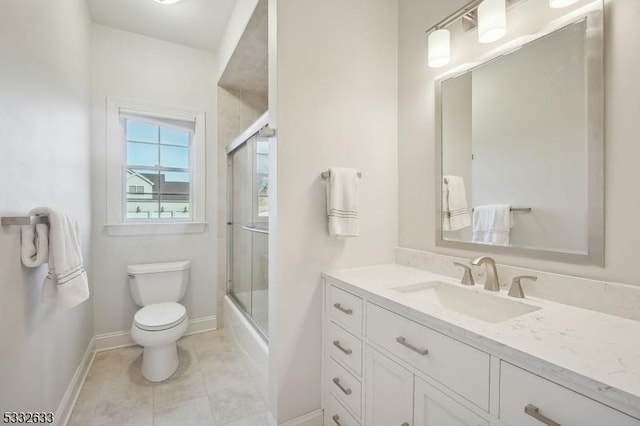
[[478, 0, 507, 44], [428, 29, 451, 68], [549, 0, 580, 8], [154, 0, 183, 4]]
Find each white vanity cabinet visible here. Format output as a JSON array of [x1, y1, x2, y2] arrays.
[[322, 278, 640, 426], [364, 348, 413, 426], [414, 377, 489, 426]]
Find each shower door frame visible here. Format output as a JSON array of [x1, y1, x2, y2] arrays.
[[225, 111, 270, 343]]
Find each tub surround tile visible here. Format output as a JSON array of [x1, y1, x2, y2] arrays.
[[395, 247, 640, 321]]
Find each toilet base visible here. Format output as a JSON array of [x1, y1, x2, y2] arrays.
[[141, 342, 179, 382]]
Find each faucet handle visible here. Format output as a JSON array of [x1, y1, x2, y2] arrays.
[[453, 262, 474, 286], [508, 275, 538, 298]]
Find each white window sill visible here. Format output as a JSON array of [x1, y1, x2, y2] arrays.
[[105, 222, 207, 236]]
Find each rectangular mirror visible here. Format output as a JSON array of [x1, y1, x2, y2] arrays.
[[436, 1, 603, 265]]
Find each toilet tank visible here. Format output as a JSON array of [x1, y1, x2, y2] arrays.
[[127, 261, 190, 306]]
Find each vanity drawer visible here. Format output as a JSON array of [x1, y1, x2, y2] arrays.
[[327, 357, 362, 419], [500, 362, 639, 426], [329, 285, 363, 334], [325, 393, 360, 426], [366, 302, 490, 410], [328, 321, 363, 376]]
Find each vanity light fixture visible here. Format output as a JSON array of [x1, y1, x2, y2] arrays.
[[478, 0, 507, 43], [153, 0, 183, 4], [428, 29, 451, 68], [549, 0, 580, 8]]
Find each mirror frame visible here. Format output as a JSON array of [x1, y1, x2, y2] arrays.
[[435, 3, 604, 266]]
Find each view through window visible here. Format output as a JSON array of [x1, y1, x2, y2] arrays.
[[124, 117, 193, 220]]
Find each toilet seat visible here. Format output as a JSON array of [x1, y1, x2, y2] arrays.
[[134, 302, 187, 331]]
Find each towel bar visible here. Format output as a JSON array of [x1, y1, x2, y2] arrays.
[[471, 207, 532, 213], [321, 170, 362, 179], [1, 215, 49, 226]]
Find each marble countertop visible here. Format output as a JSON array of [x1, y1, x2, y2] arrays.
[[323, 264, 640, 418]]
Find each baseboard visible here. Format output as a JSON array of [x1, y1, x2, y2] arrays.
[[279, 409, 324, 426], [94, 315, 217, 351], [54, 336, 96, 426]]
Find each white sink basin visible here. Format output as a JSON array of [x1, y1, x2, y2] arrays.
[[393, 281, 540, 323]]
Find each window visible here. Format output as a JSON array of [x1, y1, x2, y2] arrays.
[[255, 140, 269, 219], [105, 98, 206, 235], [124, 116, 193, 220]]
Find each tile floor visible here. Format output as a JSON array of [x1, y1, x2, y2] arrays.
[[68, 329, 273, 426]]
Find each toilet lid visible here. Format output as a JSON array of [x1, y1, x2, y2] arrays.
[[134, 303, 187, 331]]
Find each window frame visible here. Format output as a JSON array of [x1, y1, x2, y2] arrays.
[[105, 97, 206, 236]]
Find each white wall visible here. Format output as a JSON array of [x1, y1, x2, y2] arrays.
[[399, 0, 640, 285], [270, 0, 398, 422], [90, 25, 218, 334], [0, 0, 93, 412]]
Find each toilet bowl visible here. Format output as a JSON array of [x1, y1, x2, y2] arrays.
[[130, 302, 189, 382], [127, 261, 190, 382]]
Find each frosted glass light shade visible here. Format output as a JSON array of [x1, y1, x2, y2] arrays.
[[428, 29, 451, 68], [478, 0, 507, 44], [154, 0, 183, 4], [549, 0, 579, 8]]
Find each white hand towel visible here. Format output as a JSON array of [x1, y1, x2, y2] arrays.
[[31, 207, 90, 310], [326, 167, 359, 238], [21, 222, 49, 267], [472, 204, 512, 246], [442, 176, 471, 231]]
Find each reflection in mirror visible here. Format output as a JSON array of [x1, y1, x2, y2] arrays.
[[437, 6, 603, 265]]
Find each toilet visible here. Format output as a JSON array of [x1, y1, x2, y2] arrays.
[[128, 261, 190, 382]]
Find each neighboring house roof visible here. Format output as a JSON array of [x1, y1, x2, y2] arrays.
[[127, 170, 189, 202], [126, 169, 154, 185]]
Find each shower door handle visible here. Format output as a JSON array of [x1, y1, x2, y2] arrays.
[[242, 225, 269, 234]]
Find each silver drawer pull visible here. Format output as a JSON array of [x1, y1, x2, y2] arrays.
[[333, 340, 353, 355], [396, 336, 429, 355], [332, 377, 352, 395], [332, 414, 343, 426], [525, 404, 561, 426], [333, 303, 353, 315]]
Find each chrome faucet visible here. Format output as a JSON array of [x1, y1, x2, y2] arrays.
[[470, 256, 500, 291]]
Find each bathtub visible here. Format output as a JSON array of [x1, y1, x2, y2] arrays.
[[223, 295, 269, 402]]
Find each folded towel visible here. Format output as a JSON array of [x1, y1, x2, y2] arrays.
[[326, 167, 359, 238], [31, 207, 90, 310], [442, 176, 471, 231], [472, 204, 512, 246], [21, 221, 49, 267]]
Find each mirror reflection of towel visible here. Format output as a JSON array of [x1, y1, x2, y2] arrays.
[[442, 176, 471, 231], [472, 204, 511, 246]]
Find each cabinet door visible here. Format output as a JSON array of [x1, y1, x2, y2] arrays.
[[414, 377, 489, 426], [365, 346, 413, 426]]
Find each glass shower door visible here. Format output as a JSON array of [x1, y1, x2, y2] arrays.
[[228, 134, 269, 338]]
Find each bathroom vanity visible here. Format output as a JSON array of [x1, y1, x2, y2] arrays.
[[321, 264, 640, 426]]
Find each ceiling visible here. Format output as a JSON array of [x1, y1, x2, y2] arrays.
[[86, 0, 237, 52]]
